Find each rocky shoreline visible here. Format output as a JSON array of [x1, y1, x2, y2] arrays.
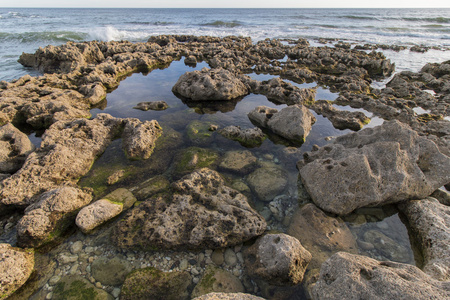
[[0, 35, 449, 299]]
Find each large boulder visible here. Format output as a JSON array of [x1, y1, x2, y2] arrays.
[[172, 67, 248, 101], [298, 120, 450, 215], [311, 252, 450, 300], [0, 244, 34, 300], [248, 105, 316, 144], [399, 197, 450, 281], [287, 203, 358, 268], [244, 233, 312, 286], [120, 267, 191, 300], [112, 168, 266, 250], [121, 118, 162, 160], [0, 123, 35, 174], [17, 186, 92, 248]]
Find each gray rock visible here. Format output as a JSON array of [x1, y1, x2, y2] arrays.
[[244, 233, 312, 286], [0, 123, 35, 173], [0, 243, 34, 299], [70, 241, 83, 254], [299, 120, 450, 215], [133, 101, 168, 111], [224, 248, 238, 267], [91, 257, 132, 286], [311, 252, 450, 300], [246, 166, 288, 202], [17, 186, 93, 248], [75, 199, 123, 234], [172, 67, 248, 101], [191, 266, 244, 298], [219, 150, 257, 175], [212, 249, 224, 266], [122, 118, 162, 160], [248, 105, 316, 144], [399, 197, 450, 281], [193, 293, 265, 300], [112, 168, 266, 250], [217, 126, 266, 148]]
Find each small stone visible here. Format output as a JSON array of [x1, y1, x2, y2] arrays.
[[70, 241, 83, 254], [189, 259, 197, 265], [57, 253, 78, 265], [224, 248, 238, 267], [48, 275, 61, 286], [95, 282, 102, 288], [193, 277, 200, 284], [234, 244, 243, 253], [179, 259, 189, 271], [191, 268, 199, 276], [212, 249, 224, 265], [85, 246, 94, 253], [236, 253, 244, 264], [46, 292, 53, 299], [205, 250, 213, 257], [209, 124, 218, 131], [198, 253, 204, 263], [112, 287, 121, 298], [69, 264, 78, 275]]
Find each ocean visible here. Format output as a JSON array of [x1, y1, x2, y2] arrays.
[[1, 8, 450, 82]]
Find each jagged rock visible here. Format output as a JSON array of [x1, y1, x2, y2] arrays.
[[133, 101, 168, 111], [248, 105, 315, 144], [219, 150, 257, 175], [0, 123, 35, 174], [398, 197, 450, 281], [0, 243, 34, 299], [191, 266, 244, 298], [0, 114, 122, 211], [310, 100, 370, 131], [75, 199, 123, 234], [298, 120, 450, 215], [52, 275, 114, 300], [254, 77, 316, 105], [311, 252, 450, 300], [287, 203, 358, 268], [218, 126, 266, 148], [120, 267, 191, 300], [122, 118, 162, 160], [112, 168, 266, 250], [193, 293, 265, 300], [244, 233, 312, 286], [91, 257, 132, 286], [246, 166, 288, 202], [172, 67, 248, 101], [17, 186, 92, 248]]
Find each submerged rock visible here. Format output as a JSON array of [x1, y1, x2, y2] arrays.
[[399, 197, 450, 281], [17, 186, 92, 248], [219, 150, 257, 175], [52, 275, 114, 300], [287, 203, 358, 268], [218, 126, 266, 148], [244, 233, 312, 286], [172, 67, 249, 101], [133, 101, 169, 111], [363, 230, 411, 263], [311, 252, 450, 300], [112, 168, 266, 250], [172, 147, 219, 179], [0, 123, 35, 174], [191, 266, 244, 298], [91, 257, 132, 286], [246, 166, 288, 202], [0, 243, 34, 300], [248, 105, 315, 144], [120, 267, 191, 300], [299, 120, 450, 215]]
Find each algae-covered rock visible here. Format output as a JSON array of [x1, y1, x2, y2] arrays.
[[0, 243, 34, 300], [120, 267, 191, 300], [218, 126, 266, 148], [91, 257, 132, 286], [246, 166, 288, 202], [130, 175, 170, 200], [191, 266, 244, 298], [219, 150, 258, 175], [173, 147, 219, 179], [186, 120, 215, 146], [52, 275, 113, 300], [103, 188, 136, 210]]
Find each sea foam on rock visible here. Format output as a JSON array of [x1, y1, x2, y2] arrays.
[[298, 120, 450, 215]]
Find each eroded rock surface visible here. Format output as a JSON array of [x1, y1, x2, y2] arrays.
[[112, 168, 266, 250], [218, 126, 266, 148], [299, 120, 450, 215], [311, 252, 450, 300], [244, 233, 312, 286], [122, 118, 162, 160], [0, 123, 35, 174], [399, 197, 450, 281], [193, 293, 265, 300]]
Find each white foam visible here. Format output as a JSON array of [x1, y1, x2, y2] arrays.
[[87, 26, 149, 42]]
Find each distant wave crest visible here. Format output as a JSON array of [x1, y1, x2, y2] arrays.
[[0, 31, 87, 43], [403, 17, 450, 23], [201, 21, 243, 28]]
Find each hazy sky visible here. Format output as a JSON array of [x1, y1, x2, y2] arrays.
[[1, 0, 450, 8]]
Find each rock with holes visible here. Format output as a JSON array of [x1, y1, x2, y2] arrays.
[[248, 105, 316, 144], [218, 126, 266, 148], [398, 197, 450, 281], [311, 252, 450, 300], [193, 293, 265, 300], [172, 67, 249, 101], [298, 120, 450, 215], [0, 243, 34, 299], [0, 123, 35, 174], [122, 118, 162, 160], [112, 168, 266, 250], [244, 233, 312, 286]]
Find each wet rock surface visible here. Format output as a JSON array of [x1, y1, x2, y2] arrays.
[[312, 252, 450, 300], [133, 100, 169, 111], [244, 233, 311, 286], [218, 126, 266, 148], [112, 168, 266, 250], [246, 166, 289, 202], [191, 265, 244, 298], [299, 120, 450, 215], [219, 150, 258, 175], [0, 123, 35, 174]]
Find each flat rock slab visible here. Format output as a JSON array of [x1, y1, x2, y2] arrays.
[[0, 123, 35, 174], [299, 120, 450, 215], [248, 105, 316, 144], [112, 168, 266, 250], [172, 67, 248, 101], [0, 243, 34, 299], [311, 252, 450, 300], [399, 197, 450, 281]]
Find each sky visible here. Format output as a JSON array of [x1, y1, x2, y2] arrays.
[[1, 0, 450, 8]]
